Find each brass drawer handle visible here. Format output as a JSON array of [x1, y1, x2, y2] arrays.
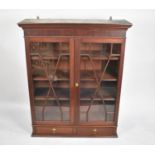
[[75, 82, 79, 87], [92, 128, 97, 134], [51, 128, 57, 133]]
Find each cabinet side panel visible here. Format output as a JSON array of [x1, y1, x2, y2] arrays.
[[24, 38, 36, 127], [114, 39, 126, 125]]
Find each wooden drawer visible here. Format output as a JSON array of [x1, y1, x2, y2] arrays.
[[34, 126, 73, 136], [77, 127, 116, 137]]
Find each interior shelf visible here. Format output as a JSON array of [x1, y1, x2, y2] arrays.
[[92, 55, 120, 60], [32, 70, 69, 81], [33, 77, 69, 81], [30, 53, 70, 61], [32, 68, 118, 82], [32, 72, 116, 82], [34, 88, 69, 100], [35, 97, 69, 101], [80, 70, 117, 81], [34, 81, 70, 88], [30, 53, 119, 61], [80, 87, 116, 100], [34, 84, 116, 101]]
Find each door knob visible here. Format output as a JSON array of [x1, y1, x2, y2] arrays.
[[75, 82, 79, 87]]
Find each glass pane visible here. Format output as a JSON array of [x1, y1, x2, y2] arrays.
[[79, 42, 121, 123], [30, 42, 70, 122]]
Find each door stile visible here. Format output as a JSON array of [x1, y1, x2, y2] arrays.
[[69, 38, 75, 123], [74, 38, 81, 124]]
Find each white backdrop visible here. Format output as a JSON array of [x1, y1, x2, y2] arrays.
[[0, 10, 155, 145]]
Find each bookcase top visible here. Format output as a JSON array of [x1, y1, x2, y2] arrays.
[[18, 18, 132, 27]]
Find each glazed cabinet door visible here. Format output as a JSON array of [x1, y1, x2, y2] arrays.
[[78, 38, 123, 124], [26, 38, 74, 124]]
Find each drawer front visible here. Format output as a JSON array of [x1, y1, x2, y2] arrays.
[[34, 126, 73, 135], [77, 127, 116, 137]]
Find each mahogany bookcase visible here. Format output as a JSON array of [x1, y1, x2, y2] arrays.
[[18, 18, 132, 137]]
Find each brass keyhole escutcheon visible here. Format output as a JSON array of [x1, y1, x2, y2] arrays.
[[52, 128, 56, 133], [75, 82, 79, 87]]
